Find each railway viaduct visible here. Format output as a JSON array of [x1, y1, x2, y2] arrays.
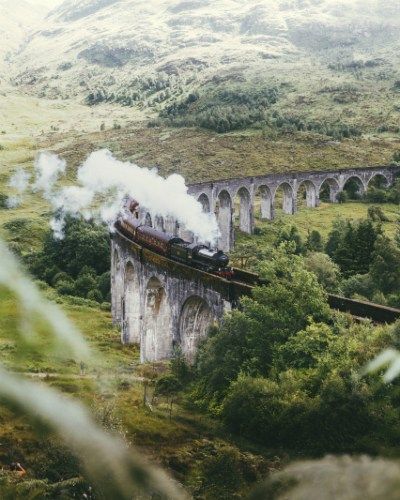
[[112, 165, 400, 362], [187, 165, 398, 251], [111, 230, 248, 363]]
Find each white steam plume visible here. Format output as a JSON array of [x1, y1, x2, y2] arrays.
[[7, 168, 31, 208], [32, 149, 220, 244], [33, 151, 66, 198]]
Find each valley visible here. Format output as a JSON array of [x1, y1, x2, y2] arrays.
[[1, 1, 400, 498]]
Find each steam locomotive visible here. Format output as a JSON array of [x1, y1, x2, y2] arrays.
[[115, 200, 233, 278]]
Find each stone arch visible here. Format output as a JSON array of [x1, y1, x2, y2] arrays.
[[154, 215, 165, 232], [274, 182, 295, 214], [179, 296, 213, 363], [318, 178, 340, 203], [122, 261, 141, 344], [234, 187, 252, 234], [296, 180, 318, 209], [112, 247, 123, 325], [165, 216, 179, 235], [142, 277, 172, 362], [144, 212, 153, 227], [367, 172, 390, 189], [255, 185, 273, 221], [198, 193, 211, 213], [342, 175, 366, 199], [215, 190, 233, 252]]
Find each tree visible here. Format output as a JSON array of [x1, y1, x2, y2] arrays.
[[154, 375, 182, 419], [276, 226, 304, 255], [326, 218, 347, 257], [230, 241, 269, 270], [306, 230, 324, 252], [193, 250, 330, 402], [327, 219, 381, 277], [304, 252, 340, 292], [370, 235, 400, 294]]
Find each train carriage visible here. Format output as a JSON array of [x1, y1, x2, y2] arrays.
[[115, 200, 232, 276]]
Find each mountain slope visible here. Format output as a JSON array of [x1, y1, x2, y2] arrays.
[[8, 0, 400, 97], [0, 0, 62, 68], [3, 0, 400, 155]]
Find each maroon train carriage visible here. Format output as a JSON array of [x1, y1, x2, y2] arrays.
[[115, 203, 232, 275]]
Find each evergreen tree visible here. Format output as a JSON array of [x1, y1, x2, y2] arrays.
[[370, 235, 400, 294], [276, 225, 304, 255], [306, 230, 324, 252], [327, 218, 381, 277], [326, 218, 347, 257]]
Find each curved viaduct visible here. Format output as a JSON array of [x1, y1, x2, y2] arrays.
[[112, 229, 400, 363], [187, 165, 398, 251], [112, 165, 400, 362]]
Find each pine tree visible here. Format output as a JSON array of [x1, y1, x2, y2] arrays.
[[370, 235, 400, 294], [306, 230, 324, 252]]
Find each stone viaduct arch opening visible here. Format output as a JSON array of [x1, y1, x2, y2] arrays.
[[319, 178, 340, 203], [179, 296, 213, 363], [198, 193, 211, 213], [142, 277, 172, 362], [165, 216, 179, 236], [144, 212, 153, 227], [234, 187, 252, 234], [122, 262, 141, 344], [254, 185, 273, 221], [342, 176, 365, 200], [367, 173, 390, 190], [274, 182, 294, 215], [154, 215, 165, 232], [216, 190, 233, 252], [296, 180, 318, 209]]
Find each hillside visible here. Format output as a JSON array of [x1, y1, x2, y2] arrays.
[[0, 0, 398, 175]]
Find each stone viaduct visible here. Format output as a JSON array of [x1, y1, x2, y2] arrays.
[[111, 230, 253, 363], [112, 165, 399, 362], [187, 165, 398, 251]]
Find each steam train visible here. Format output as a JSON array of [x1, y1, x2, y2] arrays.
[[115, 199, 233, 278]]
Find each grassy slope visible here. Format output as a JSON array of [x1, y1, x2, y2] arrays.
[[44, 125, 400, 184], [0, 287, 277, 497], [255, 202, 400, 240]]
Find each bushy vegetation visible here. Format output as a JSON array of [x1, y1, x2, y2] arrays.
[[159, 85, 279, 133], [26, 217, 111, 304], [186, 248, 400, 455], [158, 84, 362, 138]]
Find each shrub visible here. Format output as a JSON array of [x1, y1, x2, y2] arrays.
[[56, 280, 76, 296], [52, 271, 74, 286], [75, 275, 97, 297], [340, 274, 375, 300], [367, 206, 389, 222], [0, 192, 8, 208], [87, 289, 103, 303], [365, 188, 387, 203], [305, 252, 340, 292]]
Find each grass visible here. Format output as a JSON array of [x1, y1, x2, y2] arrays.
[[255, 201, 400, 240], [0, 285, 278, 498]]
